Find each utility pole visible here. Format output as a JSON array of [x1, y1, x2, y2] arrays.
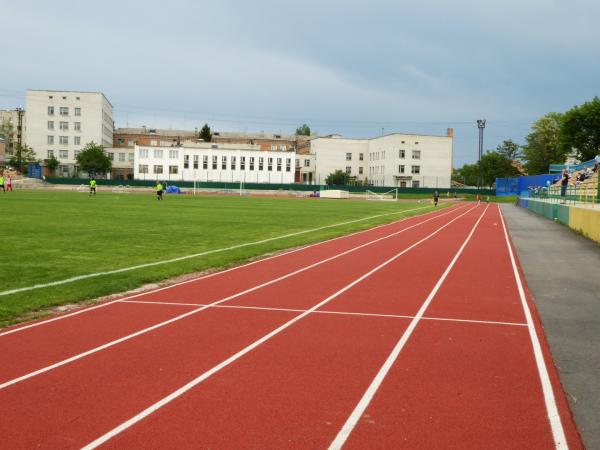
[[16, 107, 24, 147], [477, 119, 486, 189]]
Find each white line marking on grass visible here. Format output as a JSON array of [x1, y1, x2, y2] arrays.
[[329, 204, 489, 450], [1, 205, 461, 337], [0, 206, 472, 389], [498, 204, 568, 449], [0, 206, 438, 298], [120, 300, 528, 327], [81, 204, 478, 449]]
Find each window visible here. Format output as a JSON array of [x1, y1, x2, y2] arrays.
[[118, 138, 125, 145], [304, 159, 310, 167], [150, 140, 158, 146], [231, 156, 236, 170], [47, 150, 54, 158], [107, 152, 114, 161], [59, 121, 68, 131], [411, 165, 420, 174], [277, 158, 282, 171], [258, 157, 264, 171], [412, 180, 420, 188], [153, 149, 163, 158], [74, 122, 81, 131], [271, 144, 276, 150], [222, 155, 227, 170], [415, 141, 419, 145], [286, 158, 291, 172], [359, 153, 364, 161], [139, 149, 149, 158], [212, 155, 217, 170], [201, 155, 206, 170], [128, 153, 134, 162], [74, 107, 81, 116], [62, 96, 66, 100], [76, 96, 80, 100], [412, 150, 421, 159], [138, 164, 148, 174], [280, 145, 286, 151], [240, 156, 246, 170], [74, 150, 81, 158], [184, 155, 189, 169], [399, 149, 405, 158], [59, 107, 69, 116], [169, 165, 178, 174], [345, 166, 351, 174], [249, 157, 255, 171], [268, 158, 273, 171], [49, 95, 53, 99], [296, 159, 300, 168], [47, 136, 54, 145], [169, 150, 178, 159], [346, 152, 352, 161], [399, 165, 405, 174], [59, 136, 68, 145], [153, 165, 163, 174], [359, 167, 363, 174], [59, 150, 68, 159], [48, 106, 54, 115], [401, 140, 405, 144], [47, 121, 54, 130], [128, 139, 135, 146], [73, 136, 80, 145], [119, 153, 126, 162]]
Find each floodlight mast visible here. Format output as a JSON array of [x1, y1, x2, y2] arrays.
[[477, 119, 486, 190]]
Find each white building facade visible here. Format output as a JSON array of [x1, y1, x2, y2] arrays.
[[311, 131, 453, 188], [25, 90, 113, 176], [133, 142, 296, 184]]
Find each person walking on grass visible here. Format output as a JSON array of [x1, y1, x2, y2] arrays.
[[0, 173, 5, 193], [89, 178, 97, 197], [433, 190, 439, 207], [156, 180, 164, 201], [5, 175, 12, 192]]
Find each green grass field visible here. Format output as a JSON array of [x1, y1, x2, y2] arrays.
[[0, 190, 447, 326]]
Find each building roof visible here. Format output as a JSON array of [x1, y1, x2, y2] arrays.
[[212, 131, 316, 141], [115, 127, 197, 137], [26, 89, 114, 108]]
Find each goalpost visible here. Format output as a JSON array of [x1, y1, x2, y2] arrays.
[[365, 188, 398, 201]]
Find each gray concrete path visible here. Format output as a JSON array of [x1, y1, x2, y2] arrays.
[[501, 204, 600, 449]]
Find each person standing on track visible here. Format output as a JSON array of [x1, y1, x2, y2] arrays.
[[156, 180, 164, 201], [89, 178, 97, 197], [433, 190, 439, 206], [476, 193, 481, 205]]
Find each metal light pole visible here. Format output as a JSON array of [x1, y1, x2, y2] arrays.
[[477, 119, 486, 189]]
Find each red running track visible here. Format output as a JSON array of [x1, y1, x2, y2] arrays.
[[0, 204, 583, 449]]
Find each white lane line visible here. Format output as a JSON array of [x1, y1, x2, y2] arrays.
[[82, 201, 478, 450], [498, 204, 568, 449], [0, 205, 472, 390], [120, 300, 528, 327], [328, 204, 489, 450], [1, 204, 458, 338], [0, 205, 437, 298]]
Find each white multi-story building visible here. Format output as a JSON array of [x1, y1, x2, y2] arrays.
[[25, 90, 113, 176], [133, 142, 296, 184], [310, 130, 453, 188]]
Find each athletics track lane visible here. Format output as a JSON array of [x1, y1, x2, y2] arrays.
[[337, 205, 582, 449], [73, 206, 486, 448], [0, 205, 474, 448], [0, 204, 463, 384]]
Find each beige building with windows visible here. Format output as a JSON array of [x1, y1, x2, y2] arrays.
[[0, 109, 26, 157], [25, 90, 113, 176], [310, 130, 453, 188]]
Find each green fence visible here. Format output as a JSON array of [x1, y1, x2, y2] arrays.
[[45, 177, 495, 196]]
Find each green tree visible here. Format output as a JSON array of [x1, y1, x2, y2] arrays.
[[44, 155, 60, 175], [295, 124, 311, 136], [479, 151, 520, 187], [75, 142, 112, 176], [496, 139, 521, 160], [325, 169, 350, 185], [452, 163, 478, 186], [199, 123, 212, 142], [8, 144, 38, 173], [522, 112, 566, 175], [560, 96, 600, 162]]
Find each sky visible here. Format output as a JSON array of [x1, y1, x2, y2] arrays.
[[1, 0, 599, 166]]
